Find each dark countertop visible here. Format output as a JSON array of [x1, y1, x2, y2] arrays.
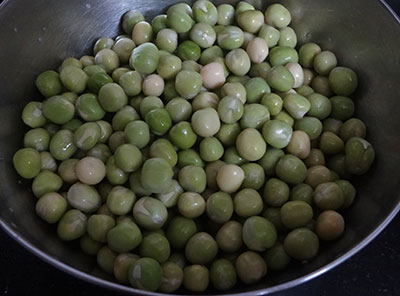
[[1, 1, 399, 296]]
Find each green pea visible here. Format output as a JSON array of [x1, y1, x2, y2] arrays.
[[84, 64, 107, 77], [249, 62, 271, 79], [178, 192, 206, 218], [193, 91, 220, 111], [57, 209, 87, 241], [132, 21, 153, 46], [345, 137, 375, 175], [275, 154, 307, 185], [338, 119, 365, 142], [262, 119, 292, 149], [122, 10, 145, 34], [264, 178, 290, 207], [113, 253, 140, 284], [296, 85, 315, 97], [130, 43, 160, 74], [156, 28, 178, 53], [311, 75, 333, 97], [156, 179, 183, 208], [178, 149, 204, 168], [108, 131, 126, 153], [179, 165, 206, 193], [23, 128, 50, 151], [245, 77, 271, 104], [225, 48, 251, 76], [49, 130, 77, 161], [59, 65, 88, 94], [294, 116, 323, 140], [152, 14, 168, 34], [257, 148, 284, 176], [159, 261, 184, 293], [124, 120, 150, 149], [241, 163, 265, 190], [313, 182, 345, 210], [262, 207, 286, 233], [221, 82, 247, 104], [166, 216, 198, 249], [87, 72, 113, 94], [329, 66, 358, 96], [216, 123, 242, 146], [166, 97, 192, 123], [284, 228, 319, 260], [97, 82, 128, 114], [42, 95, 75, 125], [243, 216, 277, 251], [139, 233, 171, 264], [240, 103, 270, 130], [106, 156, 129, 185], [112, 38, 136, 64], [206, 191, 234, 224], [129, 257, 162, 292], [265, 3, 291, 28], [199, 137, 224, 162], [281, 200, 313, 229], [200, 46, 224, 65], [283, 93, 311, 119], [313, 50, 337, 75], [145, 108, 172, 136], [128, 169, 151, 198], [265, 243, 291, 271], [185, 232, 218, 264], [266, 65, 295, 92], [274, 109, 295, 126], [97, 246, 118, 274], [119, 71, 143, 97], [183, 265, 209, 292], [36, 70, 63, 98], [139, 96, 164, 118], [149, 139, 178, 167], [175, 70, 203, 99], [217, 26, 244, 50], [157, 54, 182, 80], [166, 10, 194, 34], [177, 40, 201, 61], [330, 96, 355, 121], [306, 93, 332, 119], [234, 188, 263, 217], [289, 184, 313, 205], [133, 196, 168, 230], [258, 24, 280, 48], [279, 26, 297, 47], [32, 170, 63, 198], [269, 46, 299, 66], [261, 93, 283, 116], [22, 101, 47, 128], [210, 259, 237, 291], [235, 251, 267, 284], [73, 122, 101, 150], [87, 214, 115, 242], [169, 121, 198, 150], [39, 151, 57, 172], [141, 158, 174, 194], [190, 23, 216, 48], [299, 42, 321, 68], [319, 131, 344, 154], [113, 144, 143, 173], [75, 93, 105, 122], [236, 128, 266, 161]]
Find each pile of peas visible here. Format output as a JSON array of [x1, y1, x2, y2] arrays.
[[12, 1, 376, 293]]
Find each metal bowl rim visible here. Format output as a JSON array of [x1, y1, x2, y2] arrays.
[[0, 0, 399, 295]]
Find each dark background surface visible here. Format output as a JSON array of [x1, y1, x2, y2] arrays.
[[0, 0, 399, 295]]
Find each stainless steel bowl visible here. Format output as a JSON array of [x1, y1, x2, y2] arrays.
[[0, 0, 399, 295]]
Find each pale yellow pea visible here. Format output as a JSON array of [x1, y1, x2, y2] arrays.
[[200, 62, 226, 90], [75, 156, 106, 185], [142, 74, 165, 96], [216, 164, 245, 193], [246, 37, 269, 64], [285, 62, 304, 88]]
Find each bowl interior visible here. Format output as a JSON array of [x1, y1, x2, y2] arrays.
[[0, 0, 399, 295]]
